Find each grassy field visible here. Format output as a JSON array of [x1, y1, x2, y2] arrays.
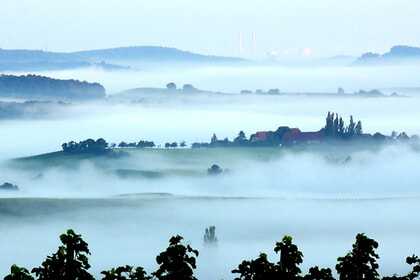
[[6, 143, 396, 179], [8, 147, 290, 174]]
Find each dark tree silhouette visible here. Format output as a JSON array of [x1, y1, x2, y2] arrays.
[[355, 121, 363, 135], [4, 265, 35, 280], [304, 266, 335, 280], [152, 235, 199, 280], [203, 226, 217, 244], [0, 74, 105, 99], [166, 82, 177, 90], [233, 235, 304, 280], [232, 253, 277, 280], [62, 138, 111, 155], [336, 233, 379, 280], [101, 265, 150, 280], [0, 182, 19, 191], [207, 164, 222, 175], [346, 115, 356, 137], [274, 235, 304, 279], [31, 229, 94, 280], [210, 133, 218, 144], [234, 131, 249, 146], [383, 255, 420, 280]]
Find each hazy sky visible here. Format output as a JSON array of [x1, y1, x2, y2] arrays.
[[1, 0, 419, 59]]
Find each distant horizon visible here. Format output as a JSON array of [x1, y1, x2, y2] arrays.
[[1, 0, 419, 60], [2, 44, 419, 61]]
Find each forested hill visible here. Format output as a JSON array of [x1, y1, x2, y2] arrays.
[[73, 46, 246, 63], [0, 74, 106, 100], [355, 45, 420, 65], [0, 46, 247, 71]]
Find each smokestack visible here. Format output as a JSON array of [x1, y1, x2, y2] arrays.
[[252, 32, 256, 59], [239, 32, 243, 57]]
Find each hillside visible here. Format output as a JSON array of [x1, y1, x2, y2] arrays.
[[0, 74, 106, 100], [0, 46, 247, 71], [354, 45, 420, 65]]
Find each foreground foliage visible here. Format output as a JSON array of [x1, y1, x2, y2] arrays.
[[3, 230, 419, 280]]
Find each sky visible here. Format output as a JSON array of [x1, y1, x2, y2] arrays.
[[1, 0, 419, 59]]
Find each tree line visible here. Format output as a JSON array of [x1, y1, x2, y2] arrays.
[[4, 229, 419, 280], [0, 74, 105, 100], [321, 112, 363, 139], [61, 111, 417, 154], [192, 111, 416, 148]]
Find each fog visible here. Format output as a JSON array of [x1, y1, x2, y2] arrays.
[[24, 63, 420, 94], [1, 64, 419, 280]]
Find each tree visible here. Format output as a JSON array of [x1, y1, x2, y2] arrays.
[[274, 235, 304, 279], [207, 164, 222, 175], [333, 114, 339, 137], [346, 115, 355, 137], [406, 255, 420, 280], [267, 88, 280, 95], [210, 133, 218, 144], [238, 131, 246, 140], [355, 121, 363, 135], [182, 84, 196, 92], [232, 253, 277, 280], [4, 265, 35, 280], [304, 266, 335, 280], [166, 82, 176, 90], [324, 112, 334, 137], [31, 229, 94, 280], [234, 131, 248, 146], [383, 255, 420, 280], [101, 265, 150, 280], [180, 141, 187, 148], [338, 117, 345, 137], [391, 131, 398, 139], [373, 132, 386, 141], [203, 226, 217, 243], [152, 235, 199, 280], [335, 233, 380, 280]]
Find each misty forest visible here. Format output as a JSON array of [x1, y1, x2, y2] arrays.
[[0, 45, 419, 280]]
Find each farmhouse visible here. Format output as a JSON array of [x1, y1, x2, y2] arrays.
[[283, 131, 325, 145], [250, 131, 267, 142]]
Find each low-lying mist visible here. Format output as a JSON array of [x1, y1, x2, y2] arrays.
[[1, 141, 419, 279], [0, 195, 419, 280], [0, 88, 419, 160], [1, 64, 419, 280], [16, 62, 418, 94]]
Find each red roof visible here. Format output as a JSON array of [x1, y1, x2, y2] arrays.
[[250, 131, 267, 142], [255, 131, 267, 140]]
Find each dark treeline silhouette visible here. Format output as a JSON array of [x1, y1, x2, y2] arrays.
[[0, 74, 105, 100], [207, 164, 222, 175], [62, 139, 127, 158], [4, 230, 419, 280], [58, 111, 418, 156], [321, 112, 363, 139], [0, 182, 18, 191], [117, 140, 156, 149], [191, 112, 417, 148]]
